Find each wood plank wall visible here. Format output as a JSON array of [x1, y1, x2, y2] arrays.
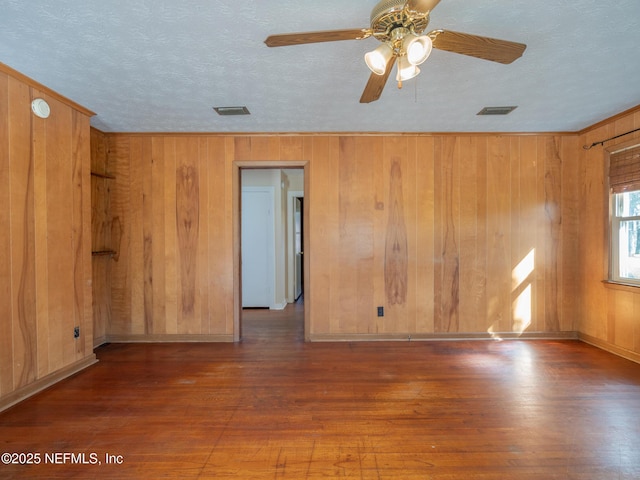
[[100, 133, 580, 341], [0, 65, 96, 410], [578, 108, 640, 360], [91, 128, 111, 346]]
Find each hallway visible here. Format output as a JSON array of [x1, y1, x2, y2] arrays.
[[241, 299, 305, 344]]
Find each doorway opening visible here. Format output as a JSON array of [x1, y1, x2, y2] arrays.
[[236, 164, 308, 342]]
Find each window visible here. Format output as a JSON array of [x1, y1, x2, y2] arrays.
[[611, 190, 640, 284], [609, 143, 640, 286]]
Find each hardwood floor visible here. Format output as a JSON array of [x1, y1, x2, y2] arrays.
[[2, 302, 640, 479]]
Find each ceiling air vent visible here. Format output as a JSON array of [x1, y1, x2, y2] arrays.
[[477, 106, 517, 116], [213, 106, 251, 116]]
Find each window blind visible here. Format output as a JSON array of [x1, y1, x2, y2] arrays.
[[610, 144, 640, 193]]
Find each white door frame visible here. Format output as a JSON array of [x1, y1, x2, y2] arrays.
[[287, 190, 304, 303], [233, 161, 310, 342]]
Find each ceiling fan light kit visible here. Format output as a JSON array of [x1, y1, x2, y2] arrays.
[[364, 43, 394, 75], [396, 55, 420, 84], [265, 0, 526, 103], [404, 33, 433, 66]]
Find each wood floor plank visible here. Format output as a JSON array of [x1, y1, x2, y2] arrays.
[[1, 302, 640, 479]]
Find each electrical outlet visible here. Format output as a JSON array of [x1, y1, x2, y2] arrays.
[[74, 326, 80, 339], [377, 306, 384, 317]]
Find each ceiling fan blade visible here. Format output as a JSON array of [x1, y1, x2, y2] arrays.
[[405, 0, 442, 14], [265, 29, 371, 47], [360, 56, 396, 104], [431, 30, 526, 64]]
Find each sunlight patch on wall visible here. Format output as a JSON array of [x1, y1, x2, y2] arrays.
[[487, 248, 535, 339], [512, 249, 535, 290], [512, 284, 532, 333]]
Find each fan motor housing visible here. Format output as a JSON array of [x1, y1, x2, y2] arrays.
[[370, 0, 430, 40]]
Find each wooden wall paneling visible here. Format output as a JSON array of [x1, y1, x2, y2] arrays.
[[90, 128, 107, 173], [142, 138, 154, 334], [229, 137, 240, 339], [0, 67, 97, 409], [301, 138, 313, 339], [327, 137, 344, 334], [32, 93, 50, 377], [163, 137, 178, 334], [90, 129, 110, 345], [225, 137, 238, 334], [458, 137, 480, 333], [613, 108, 636, 138], [280, 136, 304, 161], [606, 288, 617, 345], [0, 72, 13, 396], [535, 137, 548, 333], [509, 138, 522, 333], [71, 109, 92, 358], [356, 137, 378, 333], [560, 135, 580, 332], [337, 137, 359, 333], [383, 136, 410, 333], [150, 137, 167, 334], [517, 136, 539, 332], [432, 137, 444, 332], [197, 137, 210, 334], [486, 136, 512, 333], [437, 136, 460, 333], [575, 136, 587, 335], [175, 137, 200, 334], [268, 136, 281, 161], [247, 135, 271, 160], [577, 126, 608, 339], [474, 138, 488, 333], [129, 138, 145, 334], [542, 137, 562, 332], [234, 137, 252, 161], [612, 290, 635, 350], [371, 137, 386, 334], [90, 140, 110, 252], [10, 78, 37, 389], [83, 125, 95, 351], [414, 136, 435, 333], [99, 129, 615, 343], [109, 136, 132, 334], [207, 137, 232, 335], [44, 95, 75, 371], [403, 137, 418, 334], [310, 137, 336, 335]]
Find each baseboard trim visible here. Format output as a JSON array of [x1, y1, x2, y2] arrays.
[[0, 354, 98, 413], [309, 331, 579, 342], [578, 333, 640, 365], [105, 334, 234, 343]]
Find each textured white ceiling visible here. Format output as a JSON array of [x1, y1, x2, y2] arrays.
[[1, 0, 639, 133]]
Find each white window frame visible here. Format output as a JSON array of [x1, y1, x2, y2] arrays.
[[606, 140, 640, 287], [610, 190, 640, 286]]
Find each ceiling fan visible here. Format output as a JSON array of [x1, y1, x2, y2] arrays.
[[265, 0, 526, 103]]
